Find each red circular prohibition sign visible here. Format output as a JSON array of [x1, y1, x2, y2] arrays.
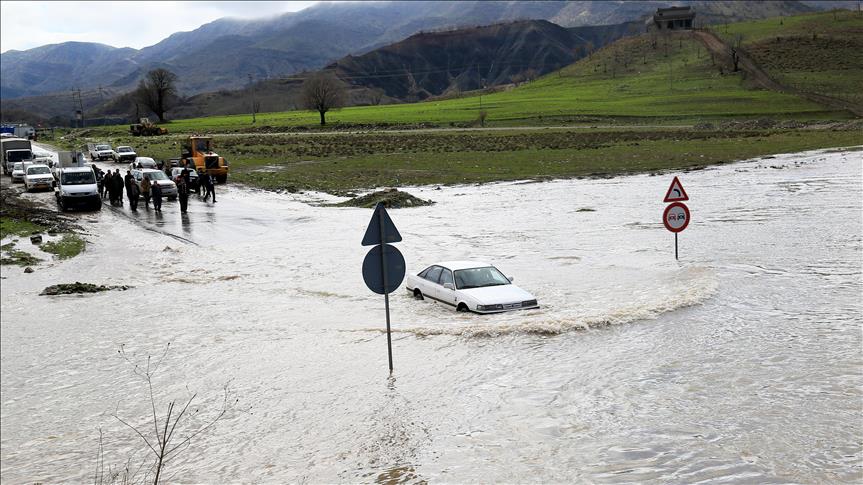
[[663, 202, 690, 233]]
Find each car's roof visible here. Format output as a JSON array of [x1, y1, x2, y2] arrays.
[[26, 164, 50, 169], [435, 260, 492, 271], [135, 157, 156, 162], [117, 146, 133, 149], [62, 166, 93, 172], [139, 168, 161, 172]]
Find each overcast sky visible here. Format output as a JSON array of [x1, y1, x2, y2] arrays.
[[0, 1, 320, 53]]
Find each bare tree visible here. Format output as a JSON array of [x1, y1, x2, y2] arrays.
[[730, 33, 743, 72], [134, 69, 178, 123], [300, 72, 348, 125], [368, 88, 385, 106], [102, 343, 236, 485]]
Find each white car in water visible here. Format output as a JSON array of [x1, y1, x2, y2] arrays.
[[406, 261, 539, 314], [24, 164, 55, 191]]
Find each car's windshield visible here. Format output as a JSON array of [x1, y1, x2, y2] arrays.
[[61, 171, 96, 185], [13, 162, 23, 170], [454, 266, 510, 290], [8, 150, 31, 163], [96, 145, 110, 150], [145, 171, 167, 181], [27, 166, 50, 175], [118, 147, 132, 153]]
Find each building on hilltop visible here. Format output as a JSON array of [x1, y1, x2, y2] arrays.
[[647, 6, 696, 31]]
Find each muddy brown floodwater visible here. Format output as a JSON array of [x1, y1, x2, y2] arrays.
[[1, 147, 861, 483]]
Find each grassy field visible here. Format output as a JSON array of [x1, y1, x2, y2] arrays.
[[718, 10, 863, 104]]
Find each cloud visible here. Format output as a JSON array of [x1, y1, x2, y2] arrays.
[[0, 1, 319, 52]]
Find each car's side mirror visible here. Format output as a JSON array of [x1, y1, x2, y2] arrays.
[[443, 283, 454, 290], [508, 276, 514, 282]]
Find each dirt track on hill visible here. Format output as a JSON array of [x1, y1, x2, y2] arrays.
[[692, 30, 863, 117]]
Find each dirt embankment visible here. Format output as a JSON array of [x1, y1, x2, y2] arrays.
[[0, 177, 79, 234], [691, 30, 863, 117]]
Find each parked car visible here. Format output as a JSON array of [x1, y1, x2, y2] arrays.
[[133, 168, 177, 200], [55, 166, 101, 211], [23, 164, 55, 191], [89, 143, 116, 162], [130, 157, 158, 170], [405, 261, 539, 314], [115, 145, 137, 162], [170, 167, 200, 193], [11, 162, 30, 183]]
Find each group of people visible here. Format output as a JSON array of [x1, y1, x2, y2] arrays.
[[94, 166, 164, 212], [93, 162, 217, 214]]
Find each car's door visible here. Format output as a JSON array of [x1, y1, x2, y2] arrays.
[[435, 267, 458, 307], [421, 266, 443, 299]]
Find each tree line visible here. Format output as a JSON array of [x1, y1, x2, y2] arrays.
[[134, 69, 348, 125]]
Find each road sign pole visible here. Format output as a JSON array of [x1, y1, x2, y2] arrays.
[[378, 206, 394, 372], [675, 232, 678, 260]]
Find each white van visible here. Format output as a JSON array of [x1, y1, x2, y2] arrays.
[[55, 166, 101, 211]]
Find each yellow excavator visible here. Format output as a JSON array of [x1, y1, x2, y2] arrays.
[[180, 136, 229, 183]]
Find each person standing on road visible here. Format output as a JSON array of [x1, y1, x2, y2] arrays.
[[127, 177, 140, 211], [114, 170, 124, 206], [150, 176, 163, 212], [177, 169, 190, 214], [141, 176, 151, 208], [124, 170, 134, 201], [201, 171, 216, 203]]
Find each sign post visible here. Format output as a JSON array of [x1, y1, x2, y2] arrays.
[[361, 202, 406, 373], [663, 177, 690, 260]]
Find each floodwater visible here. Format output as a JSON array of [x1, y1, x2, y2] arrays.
[[1, 147, 861, 483]]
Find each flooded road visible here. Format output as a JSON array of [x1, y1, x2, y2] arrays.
[[2, 147, 861, 483]]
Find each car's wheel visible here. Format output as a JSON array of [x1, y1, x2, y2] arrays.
[[413, 289, 424, 300], [457, 303, 470, 313], [168, 196, 177, 201], [215, 175, 227, 184]]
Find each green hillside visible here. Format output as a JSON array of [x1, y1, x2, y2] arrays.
[[718, 9, 863, 105], [136, 14, 861, 134]]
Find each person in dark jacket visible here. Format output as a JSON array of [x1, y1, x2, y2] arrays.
[[127, 178, 140, 211], [116, 170, 125, 205], [109, 170, 120, 204], [177, 170, 190, 214], [150, 176, 163, 212], [124, 170, 134, 195]]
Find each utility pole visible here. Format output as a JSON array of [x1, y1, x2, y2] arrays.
[[77, 88, 85, 128], [248, 73, 256, 123]]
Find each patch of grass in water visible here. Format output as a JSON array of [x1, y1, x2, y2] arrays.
[[0, 217, 46, 239], [41, 234, 86, 260], [0, 246, 42, 266]]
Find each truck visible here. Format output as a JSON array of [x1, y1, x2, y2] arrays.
[[180, 136, 229, 183], [0, 124, 35, 140], [2, 137, 34, 175]]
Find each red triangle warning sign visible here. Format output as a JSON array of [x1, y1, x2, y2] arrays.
[[664, 176, 689, 202]]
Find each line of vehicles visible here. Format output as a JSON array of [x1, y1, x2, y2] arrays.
[[3, 135, 229, 212]]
